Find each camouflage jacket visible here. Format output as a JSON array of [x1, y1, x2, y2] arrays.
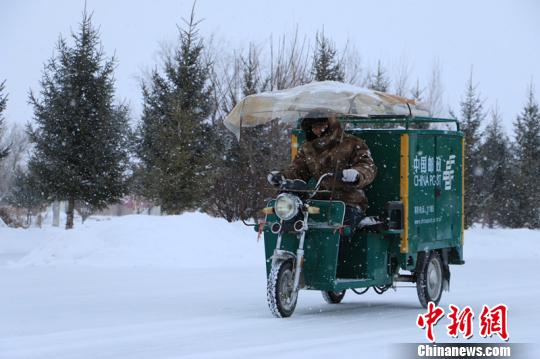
[[282, 117, 377, 210]]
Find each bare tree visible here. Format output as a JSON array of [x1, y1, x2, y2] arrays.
[[207, 48, 237, 124], [340, 41, 364, 85], [222, 52, 243, 114], [268, 27, 311, 90], [393, 55, 412, 97], [204, 36, 304, 221], [410, 78, 424, 102], [426, 58, 444, 116]]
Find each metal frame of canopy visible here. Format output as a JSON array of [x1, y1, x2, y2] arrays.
[[333, 114, 460, 131]]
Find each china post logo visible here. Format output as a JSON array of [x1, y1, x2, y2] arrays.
[[412, 154, 456, 190], [442, 154, 456, 190]]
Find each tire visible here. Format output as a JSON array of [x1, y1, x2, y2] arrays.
[[267, 260, 298, 318], [321, 290, 346, 304], [416, 251, 444, 308]]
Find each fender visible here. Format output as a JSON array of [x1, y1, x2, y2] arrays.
[[269, 249, 296, 265]]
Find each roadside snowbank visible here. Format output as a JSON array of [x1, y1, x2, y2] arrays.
[[462, 226, 540, 259], [1, 213, 538, 268], [1, 213, 261, 268]]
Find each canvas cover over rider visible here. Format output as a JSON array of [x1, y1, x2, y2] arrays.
[[268, 111, 377, 227]]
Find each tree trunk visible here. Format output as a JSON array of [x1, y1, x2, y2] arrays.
[[66, 198, 75, 229], [25, 210, 31, 228], [52, 201, 60, 227]]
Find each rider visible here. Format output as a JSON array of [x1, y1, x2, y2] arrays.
[[267, 111, 377, 228]]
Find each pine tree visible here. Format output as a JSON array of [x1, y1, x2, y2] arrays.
[[137, 5, 213, 214], [0, 124, 30, 202], [510, 83, 540, 228], [311, 31, 344, 82], [409, 78, 430, 129], [27, 10, 131, 229], [242, 44, 265, 96], [367, 60, 390, 92], [459, 72, 485, 228], [0, 80, 9, 161], [6, 168, 46, 226], [478, 106, 513, 227]]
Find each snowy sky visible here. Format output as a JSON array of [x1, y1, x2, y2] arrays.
[[1, 0, 539, 134]]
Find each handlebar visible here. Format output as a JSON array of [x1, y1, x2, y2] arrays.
[[309, 172, 335, 198], [276, 172, 336, 198]]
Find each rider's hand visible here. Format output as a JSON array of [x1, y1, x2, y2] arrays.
[[267, 171, 285, 187], [342, 169, 360, 183]]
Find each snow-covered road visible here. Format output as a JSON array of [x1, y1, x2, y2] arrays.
[[1, 214, 539, 358]]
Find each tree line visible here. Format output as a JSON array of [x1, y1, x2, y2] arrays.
[[0, 6, 538, 229]]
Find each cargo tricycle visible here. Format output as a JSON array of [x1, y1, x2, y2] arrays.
[[258, 115, 465, 318]]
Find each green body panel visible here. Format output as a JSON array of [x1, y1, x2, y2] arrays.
[[264, 200, 346, 290], [405, 131, 464, 266], [335, 232, 400, 287], [408, 134, 438, 250], [271, 120, 464, 291]]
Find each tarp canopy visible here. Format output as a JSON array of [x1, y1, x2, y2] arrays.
[[224, 81, 430, 138]]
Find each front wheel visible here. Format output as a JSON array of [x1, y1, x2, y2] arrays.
[[416, 251, 444, 308], [322, 290, 346, 304], [267, 260, 298, 318]]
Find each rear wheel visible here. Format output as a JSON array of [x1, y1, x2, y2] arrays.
[[321, 290, 346, 304], [416, 251, 444, 308], [267, 260, 298, 318]]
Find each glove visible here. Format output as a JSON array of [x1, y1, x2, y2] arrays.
[[342, 169, 360, 183], [267, 171, 285, 187]]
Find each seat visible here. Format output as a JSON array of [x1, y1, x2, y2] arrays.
[[358, 216, 386, 232]]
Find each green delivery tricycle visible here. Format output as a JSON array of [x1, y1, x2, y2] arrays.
[[257, 115, 465, 318]]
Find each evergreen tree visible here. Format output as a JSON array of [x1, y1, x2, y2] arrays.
[[242, 44, 265, 96], [409, 79, 430, 129], [367, 60, 390, 92], [0, 124, 30, 202], [459, 72, 485, 228], [311, 31, 344, 82], [509, 84, 540, 228], [137, 6, 213, 214], [478, 106, 513, 227], [6, 168, 46, 226], [27, 11, 131, 229], [0, 80, 9, 161]]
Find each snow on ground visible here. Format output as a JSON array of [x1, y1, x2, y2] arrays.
[[1, 214, 539, 359], [3, 213, 259, 268]]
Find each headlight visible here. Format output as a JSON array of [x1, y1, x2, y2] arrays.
[[274, 194, 300, 220]]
